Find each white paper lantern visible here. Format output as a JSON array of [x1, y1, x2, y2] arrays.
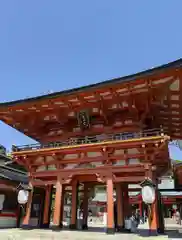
[[17, 190, 29, 204], [141, 185, 155, 204]]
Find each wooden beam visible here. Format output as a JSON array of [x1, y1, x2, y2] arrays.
[[114, 176, 144, 183], [31, 180, 56, 186], [32, 165, 145, 178]]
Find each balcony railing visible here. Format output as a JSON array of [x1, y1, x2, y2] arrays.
[[12, 128, 164, 153]]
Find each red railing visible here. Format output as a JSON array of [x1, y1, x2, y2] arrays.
[[12, 128, 163, 152]]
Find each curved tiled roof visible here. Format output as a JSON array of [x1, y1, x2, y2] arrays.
[[0, 59, 182, 106], [0, 166, 28, 184], [0, 151, 27, 184]]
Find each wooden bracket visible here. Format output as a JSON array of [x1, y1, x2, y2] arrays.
[[58, 173, 73, 184], [96, 172, 115, 183]]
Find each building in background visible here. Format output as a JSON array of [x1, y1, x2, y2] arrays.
[[0, 145, 28, 228]]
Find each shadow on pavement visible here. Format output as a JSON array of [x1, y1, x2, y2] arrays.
[[137, 228, 182, 238]]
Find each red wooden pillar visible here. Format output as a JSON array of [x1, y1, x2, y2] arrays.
[[22, 190, 33, 228], [145, 166, 164, 234], [116, 183, 124, 231], [43, 185, 52, 228], [150, 198, 158, 235], [150, 190, 164, 234], [52, 178, 64, 229], [82, 184, 89, 230], [123, 184, 130, 219], [106, 178, 115, 234], [70, 181, 78, 229]]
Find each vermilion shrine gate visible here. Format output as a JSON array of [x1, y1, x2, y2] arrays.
[[0, 59, 182, 233]]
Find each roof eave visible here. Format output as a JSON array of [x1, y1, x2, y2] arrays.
[[0, 58, 182, 107]]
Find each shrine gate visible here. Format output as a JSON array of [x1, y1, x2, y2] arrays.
[[0, 59, 182, 233]]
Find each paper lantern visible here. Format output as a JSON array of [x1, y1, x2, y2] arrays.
[[17, 190, 29, 204], [141, 185, 155, 204]]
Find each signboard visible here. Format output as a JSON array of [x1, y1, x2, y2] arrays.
[[17, 190, 29, 204], [141, 185, 155, 204]]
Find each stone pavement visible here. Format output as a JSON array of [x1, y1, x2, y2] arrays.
[[0, 219, 181, 240], [0, 228, 181, 240]]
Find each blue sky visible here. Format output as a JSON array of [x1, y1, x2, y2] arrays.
[[0, 0, 182, 159]]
